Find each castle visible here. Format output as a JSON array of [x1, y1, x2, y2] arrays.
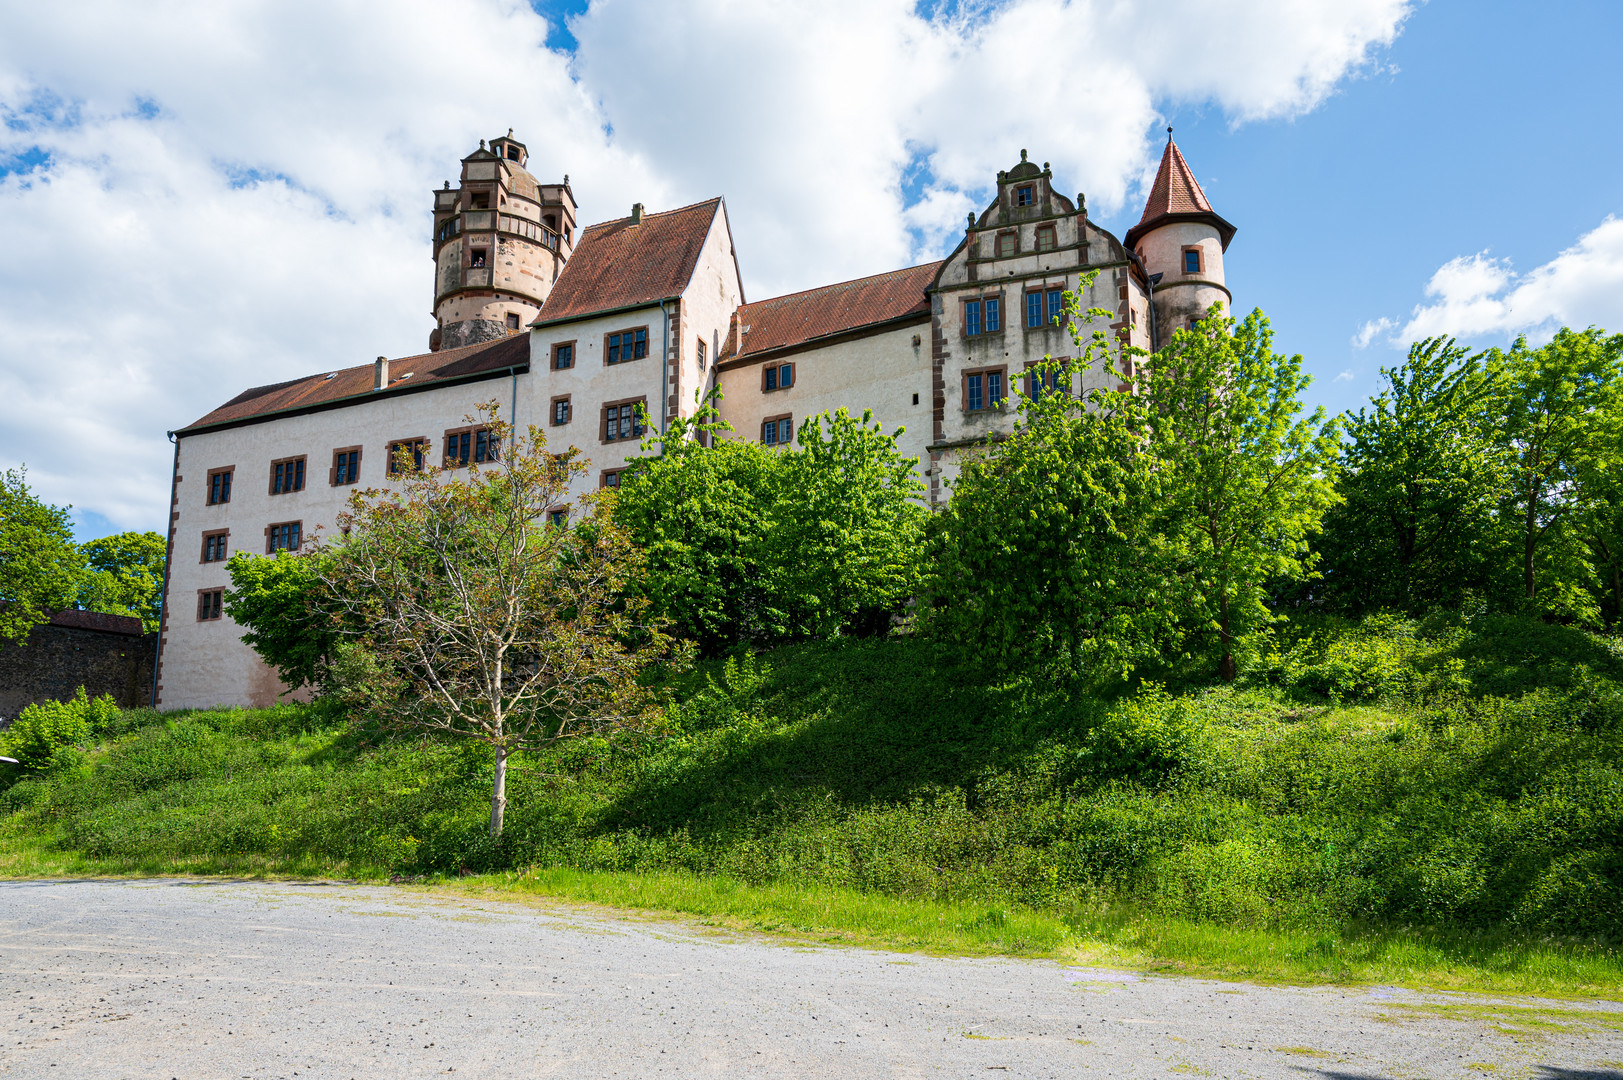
[[155, 132, 1235, 709]]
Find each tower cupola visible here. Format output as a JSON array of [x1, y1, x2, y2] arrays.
[[1124, 132, 1235, 348]]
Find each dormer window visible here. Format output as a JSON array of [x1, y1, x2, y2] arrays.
[[1015, 185, 1035, 206]]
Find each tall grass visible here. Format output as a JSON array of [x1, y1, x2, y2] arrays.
[[2, 613, 1619, 993]]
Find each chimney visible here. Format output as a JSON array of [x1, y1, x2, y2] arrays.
[[630, 202, 644, 225], [373, 355, 389, 390]]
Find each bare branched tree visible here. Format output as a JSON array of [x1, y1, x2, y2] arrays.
[[321, 404, 677, 836]]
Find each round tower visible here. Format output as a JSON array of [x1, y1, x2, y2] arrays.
[[1123, 133, 1235, 350], [428, 131, 578, 352]]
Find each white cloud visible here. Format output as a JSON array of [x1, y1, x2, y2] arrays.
[[1352, 316, 1398, 348], [0, 0, 1414, 530], [1401, 218, 1623, 344], [1334, 369, 1357, 382]]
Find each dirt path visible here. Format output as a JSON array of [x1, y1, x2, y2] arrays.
[[1, 880, 1619, 1079]]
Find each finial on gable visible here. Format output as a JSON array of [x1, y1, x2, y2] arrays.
[[479, 139, 486, 150], [1020, 149, 1028, 162]]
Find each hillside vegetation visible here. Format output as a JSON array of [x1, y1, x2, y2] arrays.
[[4, 613, 1620, 992]]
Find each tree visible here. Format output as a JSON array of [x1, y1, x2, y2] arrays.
[[0, 466, 83, 644], [1485, 327, 1622, 615], [1146, 307, 1341, 680], [321, 407, 677, 837], [927, 297, 1171, 679], [224, 548, 339, 690], [615, 392, 926, 653], [1315, 338, 1502, 613], [79, 531, 167, 632]]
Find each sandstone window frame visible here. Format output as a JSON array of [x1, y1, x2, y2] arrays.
[[600, 467, 627, 489], [386, 437, 429, 477], [330, 446, 362, 486], [995, 230, 1018, 258], [1014, 184, 1035, 207], [600, 396, 646, 443], [962, 294, 1002, 338], [604, 326, 650, 366], [1024, 284, 1068, 330], [1023, 356, 1073, 399], [1182, 246, 1204, 275], [443, 425, 498, 468], [551, 394, 572, 426], [961, 365, 1007, 413], [196, 588, 224, 622], [269, 455, 306, 496], [200, 529, 229, 564], [546, 504, 571, 527], [551, 339, 577, 370], [265, 520, 302, 555], [205, 466, 234, 506], [696, 335, 707, 371], [762, 361, 795, 392], [1035, 223, 1057, 253], [761, 414, 793, 447]]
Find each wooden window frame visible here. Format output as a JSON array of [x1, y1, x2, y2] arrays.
[[264, 520, 303, 555], [1027, 285, 1067, 329], [196, 588, 224, 622], [1013, 184, 1035, 207], [269, 455, 307, 496], [1035, 223, 1057, 253], [995, 229, 1018, 258], [600, 468, 627, 489], [205, 466, 234, 506], [386, 437, 429, 477], [505, 312, 521, 331], [599, 396, 647, 444], [545, 503, 572, 527], [761, 413, 794, 447], [762, 361, 796, 392], [961, 365, 1008, 413], [696, 335, 707, 371], [200, 529, 229, 564], [1182, 245, 1204, 276], [550, 394, 572, 426], [603, 325, 650, 366], [330, 446, 362, 487], [551, 339, 577, 370]]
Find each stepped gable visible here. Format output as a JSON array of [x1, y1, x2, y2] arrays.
[[1124, 136, 1236, 252], [533, 198, 724, 327], [723, 262, 941, 362], [177, 333, 529, 434]]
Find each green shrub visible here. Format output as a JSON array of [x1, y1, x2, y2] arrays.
[[1, 687, 120, 770]]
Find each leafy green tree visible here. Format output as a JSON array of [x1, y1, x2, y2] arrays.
[[1315, 338, 1502, 613], [927, 303, 1169, 679], [0, 466, 84, 644], [616, 392, 925, 653], [1574, 388, 1623, 626], [224, 549, 339, 690], [1485, 327, 1623, 615], [321, 408, 676, 837], [0, 686, 120, 770], [1146, 308, 1341, 680], [79, 531, 167, 632], [614, 398, 785, 653], [775, 408, 927, 638]]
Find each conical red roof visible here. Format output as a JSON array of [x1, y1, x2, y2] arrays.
[[1123, 136, 1235, 252]]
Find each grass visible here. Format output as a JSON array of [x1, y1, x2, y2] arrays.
[[2, 613, 1621, 998]]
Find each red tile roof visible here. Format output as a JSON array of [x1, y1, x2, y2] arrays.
[[49, 609, 145, 636], [724, 262, 941, 363], [534, 198, 724, 327], [1124, 137, 1236, 252], [177, 333, 529, 434]]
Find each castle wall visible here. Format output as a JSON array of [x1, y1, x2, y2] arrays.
[[715, 320, 932, 475], [161, 371, 526, 710], [1135, 220, 1230, 346]]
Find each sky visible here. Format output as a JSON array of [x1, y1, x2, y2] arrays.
[[1, 0, 1619, 538]]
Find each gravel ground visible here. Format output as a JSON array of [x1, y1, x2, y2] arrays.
[[1, 880, 1619, 1079]]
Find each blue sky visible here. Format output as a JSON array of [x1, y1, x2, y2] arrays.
[[0, 0, 1619, 538]]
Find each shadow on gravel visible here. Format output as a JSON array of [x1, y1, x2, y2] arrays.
[[1534, 1070, 1623, 1079]]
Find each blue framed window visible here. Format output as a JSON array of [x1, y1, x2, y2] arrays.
[[964, 368, 1004, 411], [1027, 291, 1043, 328], [964, 300, 981, 336], [1184, 249, 1201, 274], [762, 416, 793, 446], [1048, 289, 1065, 325], [985, 298, 1000, 333]]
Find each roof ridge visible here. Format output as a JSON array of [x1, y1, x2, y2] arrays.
[[580, 196, 723, 234], [742, 260, 944, 310]]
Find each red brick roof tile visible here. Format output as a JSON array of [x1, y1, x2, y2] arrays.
[[725, 262, 941, 362], [534, 199, 723, 326], [177, 334, 529, 434], [1124, 137, 1235, 252]]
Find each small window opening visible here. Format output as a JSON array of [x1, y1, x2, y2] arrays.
[[1015, 185, 1034, 207], [1184, 249, 1201, 274], [997, 232, 1016, 258], [505, 146, 520, 161], [506, 312, 520, 330], [470, 192, 489, 210], [470, 249, 487, 268]]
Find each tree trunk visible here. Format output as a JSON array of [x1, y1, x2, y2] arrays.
[[1218, 594, 1235, 682], [489, 743, 508, 838], [1524, 492, 1538, 600]]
